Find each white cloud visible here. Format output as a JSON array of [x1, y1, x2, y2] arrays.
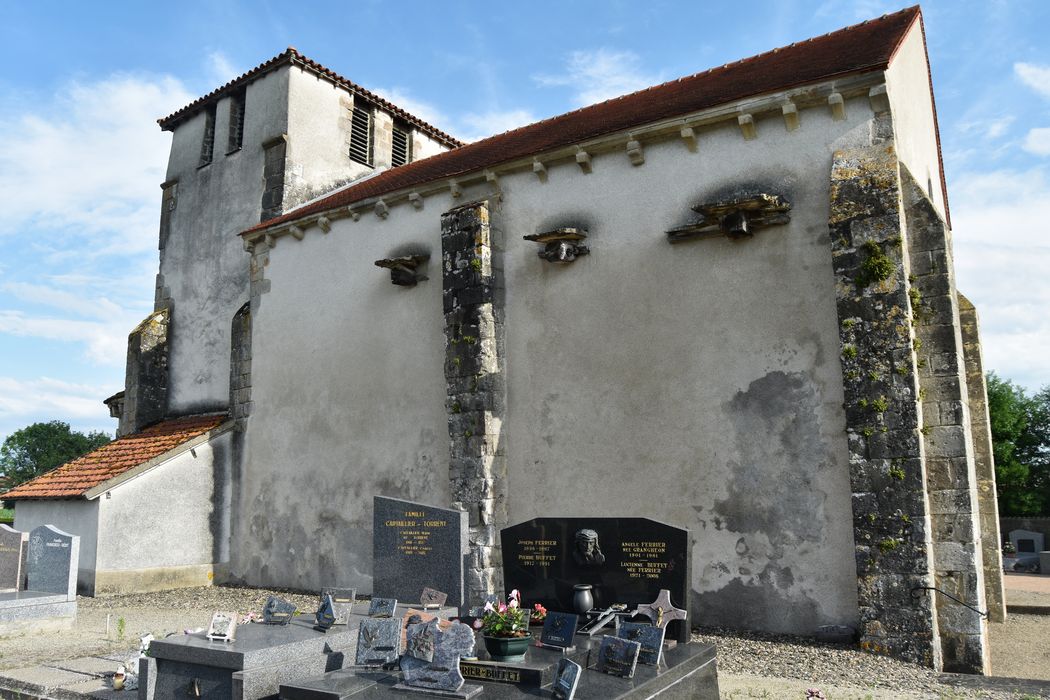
[[0, 74, 194, 255], [1015, 62, 1050, 99], [456, 109, 537, 142], [950, 167, 1050, 391], [0, 376, 114, 442], [0, 311, 131, 366], [957, 115, 1014, 140], [206, 51, 240, 87], [535, 49, 661, 107], [1023, 127, 1050, 156], [371, 87, 449, 131]]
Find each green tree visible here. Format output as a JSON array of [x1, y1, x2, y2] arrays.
[[986, 373, 1050, 516], [0, 421, 111, 487]]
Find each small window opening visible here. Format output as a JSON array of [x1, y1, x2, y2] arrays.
[[349, 105, 374, 166], [392, 124, 411, 167], [227, 88, 246, 153], [199, 104, 216, 167]]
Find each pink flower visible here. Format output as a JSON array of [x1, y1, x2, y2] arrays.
[[483, 601, 495, 613], [498, 602, 507, 613], [472, 619, 483, 629]]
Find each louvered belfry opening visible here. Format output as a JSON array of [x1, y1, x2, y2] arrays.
[[349, 105, 373, 166], [391, 124, 410, 167]]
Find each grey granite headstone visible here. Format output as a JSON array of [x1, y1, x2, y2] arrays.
[[320, 587, 356, 624], [1010, 529, 1045, 554], [354, 617, 402, 666], [596, 635, 641, 678], [0, 525, 28, 592], [540, 611, 579, 648], [25, 524, 78, 598], [617, 621, 666, 665], [263, 596, 297, 625], [367, 597, 397, 618], [373, 496, 468, 609], [399, 619, 477, 691], [552, 658, 582, 700]]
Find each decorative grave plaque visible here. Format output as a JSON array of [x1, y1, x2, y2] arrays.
[[373, 496, 468, 609], [368, 597, 397, 618], [0, 525, 28, 592], [635, 588, 686, 639], [315, 595, 337, 631], [552, 658, 582, 700], [405, 619, 438, 662], [540, 611, 579, 648], [355, 617, 402, 666], [397, 620, 479, 696], [596, 635, 641, 679], [262, 596, 297, 625], [420, 586, 448, 609], [320, 587, 356, 624], [402, 609, 453, 648], [206, 611, 238, 642], [616, 621, 666, 665], [25, 524, 79, 597], [501, 516, 691, 641]]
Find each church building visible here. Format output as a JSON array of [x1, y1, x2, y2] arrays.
[[4, 6, 1003, 675]]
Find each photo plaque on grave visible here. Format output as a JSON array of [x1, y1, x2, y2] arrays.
[[616, 621, 666, 665], [596, 634, 641, 679], [206, 611, 238, 642], [320, 587, 356, 624], [373, 496, 468, 609], [552, 658, 582, 700], [355, 618, 402, 666], [501, 516, 691, 641], [262, 596, 297, 625], [367, 597, 397, 618]]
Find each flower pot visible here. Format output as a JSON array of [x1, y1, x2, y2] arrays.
[[483, 634, 532, 662]]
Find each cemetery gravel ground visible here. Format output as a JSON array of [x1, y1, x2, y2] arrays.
[[0, 586, 1044, 698]]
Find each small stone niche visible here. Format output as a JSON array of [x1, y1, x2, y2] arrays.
[[666, 193, 791, 243], [523, 228, 590, 264]]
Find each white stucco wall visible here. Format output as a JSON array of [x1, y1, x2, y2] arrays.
[[162, 68, 290, 415], [14, 500, 98, 595], [239, 85, 899, 632], [94, 430, 232, 586], [238, 206, 450, 591], [885, 22, 948, 221]]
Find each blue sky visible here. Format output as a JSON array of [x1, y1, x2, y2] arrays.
[[0, 0, 1047, 442]]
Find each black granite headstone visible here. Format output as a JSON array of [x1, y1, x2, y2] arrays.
[[596, 635, 641, 679], [0, 525, 27, 591], [25, 524, 78, 597], [540, 611, 579, 648], [501, 517, 691, 641], [373, 496, 468, 609]]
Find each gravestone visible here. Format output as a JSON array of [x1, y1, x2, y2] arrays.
[[0, 525, 28, 592], [396, 619, 480, 698], [616, 621, 666, 665], [373, 496, 468, 609], [501, 517, 691, 641], [1009, 529, 1045, 554], [25, 524, 79, 598], [596, 635, 641, 679]]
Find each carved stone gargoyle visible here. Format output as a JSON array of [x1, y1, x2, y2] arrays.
[[524, 228, 590, 264], [666, 193, 791, 243], [374, 254, 429, 286]]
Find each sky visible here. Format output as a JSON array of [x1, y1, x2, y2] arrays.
[[0, 0, 1047, 443]]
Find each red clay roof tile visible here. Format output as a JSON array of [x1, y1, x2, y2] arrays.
[[157, 48, 463, 148], [1, 415, 227, 501], [243, 7, 925, 237]]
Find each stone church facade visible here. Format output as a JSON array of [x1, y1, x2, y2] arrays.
[[5, 7, 1004, 675]]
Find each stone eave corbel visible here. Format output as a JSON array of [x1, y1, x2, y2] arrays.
[[374, 254, 429, 286], [523, 228, 590, 264], [666, 193, 791, 244]]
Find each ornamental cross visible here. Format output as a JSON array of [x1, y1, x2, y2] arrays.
[[634, 589, 686, 629]]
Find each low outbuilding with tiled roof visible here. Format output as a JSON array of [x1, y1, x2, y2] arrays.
[[3, 415, 231, 595]]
